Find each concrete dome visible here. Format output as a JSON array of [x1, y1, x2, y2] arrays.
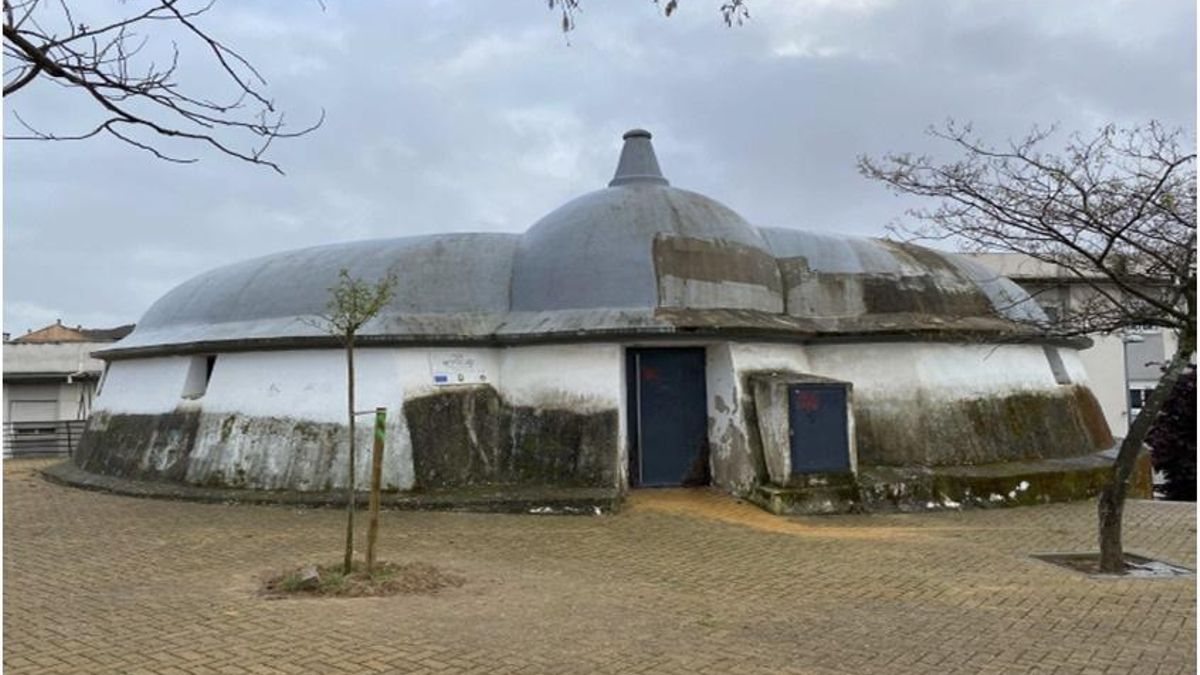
[[101, 130, 1048, 359], [512, 128, 777, 314], [110, 234, 519, 354], [512, 185, 778, 313]]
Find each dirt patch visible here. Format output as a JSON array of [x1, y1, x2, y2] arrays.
[[262, 561, 465, 599], [627, 488, 927, 542]]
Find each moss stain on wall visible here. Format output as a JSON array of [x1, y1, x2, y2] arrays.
[[403, 385, 618, 489], [855, 385, 1109, 467]]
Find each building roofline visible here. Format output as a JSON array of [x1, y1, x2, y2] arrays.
[[93, 326, 1089, 361]]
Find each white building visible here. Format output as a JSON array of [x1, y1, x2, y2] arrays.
[[69, 131, 1122, 512], [3, 321, 133, 456]]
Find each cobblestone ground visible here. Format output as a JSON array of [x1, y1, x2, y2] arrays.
[[4, 459, 1196, 675]]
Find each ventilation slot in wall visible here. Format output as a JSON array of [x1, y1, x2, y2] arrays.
[[181, 355, 217, 399]]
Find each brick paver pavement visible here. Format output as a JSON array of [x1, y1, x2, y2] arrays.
[[4, 458, 1196, 674]]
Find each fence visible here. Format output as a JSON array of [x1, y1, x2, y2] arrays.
[[3, 420, 87, 458]]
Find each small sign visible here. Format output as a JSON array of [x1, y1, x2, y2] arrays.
[[430, 351, 490, 386]]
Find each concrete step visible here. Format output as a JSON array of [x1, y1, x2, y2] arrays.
[[748, 480, 862, 515]]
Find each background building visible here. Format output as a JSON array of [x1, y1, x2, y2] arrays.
[[3, 320, 133, 456]]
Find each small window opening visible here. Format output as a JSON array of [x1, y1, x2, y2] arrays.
[[181, 355, 217, 399], [1128, 387, 1154, 415], [1042, 345, 1071, 385]]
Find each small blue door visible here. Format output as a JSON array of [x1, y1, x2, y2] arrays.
[[787, 384, 850, 473], [627, 348, 709, 487]]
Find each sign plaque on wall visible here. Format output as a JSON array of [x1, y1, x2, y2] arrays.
[[429, 351, 489, 386]]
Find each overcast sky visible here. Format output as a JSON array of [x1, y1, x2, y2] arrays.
[[3, 0, 1195, 335]]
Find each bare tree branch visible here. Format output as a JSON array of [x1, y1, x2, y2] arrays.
[[548, 0, 749, 31], [3, 0, 321, 173], [859, 121, 1196, 337]]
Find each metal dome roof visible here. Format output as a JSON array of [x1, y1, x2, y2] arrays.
[[101, 130, 1048, 358]]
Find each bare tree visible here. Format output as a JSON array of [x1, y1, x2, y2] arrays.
[[306, 268, 398, 575], [859, 121, 1196, 574], [3, 0, 321, 173]]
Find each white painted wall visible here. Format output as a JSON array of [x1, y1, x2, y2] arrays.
[[799, 342, 1067, 400], [91, 344, 627, 491], [200, 349, 432, 423], [499, 344, 623, 412], [731, 340, 1101, 411], [93, 356, 196, 414], [729, 342, 811, 374]]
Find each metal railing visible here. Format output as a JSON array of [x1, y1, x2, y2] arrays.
[[3, 420, 87, 458]]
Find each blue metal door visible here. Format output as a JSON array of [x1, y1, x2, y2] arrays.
[[787, 384, 850, 473], [627, 348, 709, 487]]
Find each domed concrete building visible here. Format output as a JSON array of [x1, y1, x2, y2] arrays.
[[71, 130, 1118, 512]]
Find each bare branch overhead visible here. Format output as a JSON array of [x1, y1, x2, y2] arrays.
[[3, 0, 322, 173], [547, 0, 749, 32]]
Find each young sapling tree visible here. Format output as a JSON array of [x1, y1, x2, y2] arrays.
[[307, 267, 398, 575]]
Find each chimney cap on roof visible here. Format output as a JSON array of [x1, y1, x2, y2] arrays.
[[609, 128, 669, 188]]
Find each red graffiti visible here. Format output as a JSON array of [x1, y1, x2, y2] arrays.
[[796, 391, 821, 413], [641, 367, 660, 382]]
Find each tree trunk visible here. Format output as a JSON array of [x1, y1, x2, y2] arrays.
[[1098, 329, 1195, 573], [343, 333, 356, 575]]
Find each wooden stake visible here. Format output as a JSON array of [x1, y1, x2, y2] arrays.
[[365, 406, 387, 575], [343, 336, 356, 576]]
